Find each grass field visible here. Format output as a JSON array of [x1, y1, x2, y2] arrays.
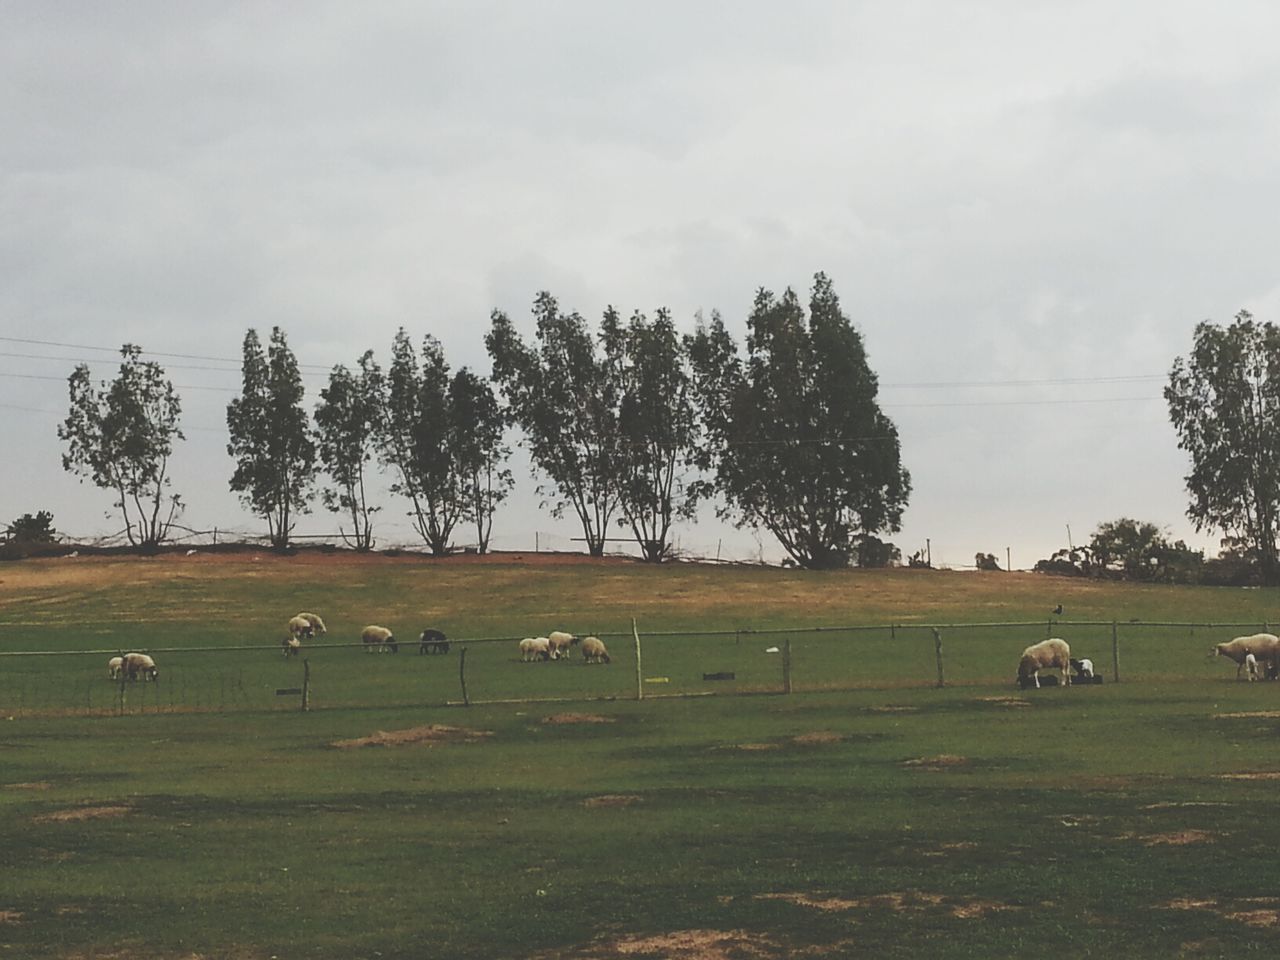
[[4, 552, 1280, 958]]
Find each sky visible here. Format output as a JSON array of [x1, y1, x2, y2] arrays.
[[4, 1, 1280, 569]]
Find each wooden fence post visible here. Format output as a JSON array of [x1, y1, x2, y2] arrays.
[[458, 647, 469, 707], [633, 619, 643, 701], [933, 628, 945, 687], [1111, 621, 1120, 683], [302, 659, 311, 712], [783, 638, 792, 694]]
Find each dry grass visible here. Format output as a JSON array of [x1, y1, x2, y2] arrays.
[[329, 725, 492, 748], [33, 805, 132, 823]]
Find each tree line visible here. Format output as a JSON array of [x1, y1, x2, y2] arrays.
[[56, 274, 911, 569]]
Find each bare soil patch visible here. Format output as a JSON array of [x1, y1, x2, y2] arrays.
[[1217, 771, 1280, 781], [791, 731, 844, 745], [532, 929, 789, 959], [330, 725, 492, 748], [1124, 830, 1216, 846], [1214, 711, 1280, 719], [6, 781, 53, 791], [34, 805, 131, 823], [975, 697, 1031, 708], [583, 794, 643, 808], [0, 911, 23, 925], [757, 890, 1017, 918], [902, 754, 969, 769], [1164, 897, 1280, 929], [541, 712, 616, 725], [865, 705, 917, 713]]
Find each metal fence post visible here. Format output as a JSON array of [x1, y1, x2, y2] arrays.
[[933, 628, 945, 687], [1111, 621, 1119, 683], [458, 647, 469, 707], [302, 659, 311, 712], [633, 619, 643, 701], [783, 638, 792, 694]]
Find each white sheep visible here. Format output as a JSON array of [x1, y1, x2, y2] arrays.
[[1017, 638, 1071, 689], [1211, 633, 1280, 680], [547, 631, 579, 660], [297, 612, 327, 637], [1070, 657, 1094, 679], [520, 637, 551, 662], [581, 636, 611, 664], [361, 625, 397, 653], [107, 656, 123, 680], [1245, 652, 1261, 681], [288, 615, 314, 641], [282, 636, 302, 658], [121, 652, 158, 682]]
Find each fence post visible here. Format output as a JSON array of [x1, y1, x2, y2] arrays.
[[633, 619, 643, 701], [302, 659, 311, 712], [783, 638, 792, 694], [1111, 621, 1120, 683], [458, 647, 469, 707], [933, 628, 945, 687]]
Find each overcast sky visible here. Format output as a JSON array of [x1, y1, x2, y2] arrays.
[[4, 1, 1279, 568]]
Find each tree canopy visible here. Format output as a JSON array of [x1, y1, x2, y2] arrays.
[[315, 351, 383, 551], [688, 273, 910, 569]]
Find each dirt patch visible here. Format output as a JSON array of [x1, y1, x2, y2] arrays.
[[1134, 830, 1217, 846], [866, 705, 917, 713], [902, 755, 969, 769], [0, 911, 23, 925], [1164, 897, 1280, 929], [583, 794, 642, 808], [922, 841, 979, 857], [757, 890, 1016, 918], [330, 725, 492, 748], [541, 713, 615, 725], [6, 781, 53, 791], [791, 731, 843, 745], [1218, 772, 1280, 781], [33, 805, 131, 823], [975, 697, 1030, 708], [538, 929, 789, 959], [731, 742, 782, 751], [1214, 711, 1280, 719]]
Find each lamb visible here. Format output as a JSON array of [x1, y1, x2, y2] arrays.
[[107, 656, 123, 680], [1016, 638, 1071, 689], [1211, 633, 1280, 680], [547, 631, 579, 660], [520, 637, 551, 662], [121, 652, 158, 682], [361, 625, 397, 653], [1245, 652, 1261, 681], [1070, 657, 1094, 679], [282, 636, 302, 657], [581, 636, 610, 664], [418, 629, 450, 655]]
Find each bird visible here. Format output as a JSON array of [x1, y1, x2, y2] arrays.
[[1052, 604, 1063, 616]]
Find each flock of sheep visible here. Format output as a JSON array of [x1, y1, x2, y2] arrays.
[[1017, 632, 1280, 689], [518, 631, 611, 663]]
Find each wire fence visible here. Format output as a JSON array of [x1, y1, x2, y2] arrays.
[[0, 619, 1274, 718]]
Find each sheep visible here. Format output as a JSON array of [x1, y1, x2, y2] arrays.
[[121, 652, 158, 682], [1016, 638, 1071, 689], [418, 629, 450, 655], [107, 656, 123, 680], [581, 636, 611, 664], [1245, 653, 1261, 681], [520, 637, 551, 662], [1211, 633, 1280, 680], [1070, 657, 1094, 679], [287, 616, 315, 641], [361, 624, 397, 653], [282, 636, 302, 658], [547, 631, 580, 660], [296, 612, 327, 637]]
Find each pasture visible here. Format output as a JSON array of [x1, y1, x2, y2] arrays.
[[3, 551, 1280, 958]]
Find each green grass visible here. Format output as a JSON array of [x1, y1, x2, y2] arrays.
[[3, 555, 1280, 957]]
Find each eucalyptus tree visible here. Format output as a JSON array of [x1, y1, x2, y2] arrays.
[[604, 306, 702, 562], [1166, 311, 1280, 584], [226, 327, 315, 551], [687, 273, 910, 569], [315, 351, 383, 551], [378, 329, 465, 555], [448, 367, 512, 554], [58, 344, 184, 549], [486, 292, 624, 556]]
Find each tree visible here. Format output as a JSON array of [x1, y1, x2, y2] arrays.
[[449, 368, 512, 554], [226, 328, 315, 551], [315, 351, 383, 551], [378, 329, 465, 555], [486, 293, 624, 556], [688, 273, 911, 569], [1166, 311, 1280, 584], [605, 307, 703, 562], [5, 511, 56, 543], [58, 344, 184, 549]]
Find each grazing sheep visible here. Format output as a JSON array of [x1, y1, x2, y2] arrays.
[[282, 636, 302, 658], [1017, 638, 1071, 689], [107, 656, 123, 680], [418, 629, 450, 655], [1245, 653, 1261, 681], [297, 612, 327, 637], [287, 615, 315, 641], [1211, 633, 1280, 680], [1070, 657, 1094, 679], [581, 636, 611, 664], [361, 625, 397, 653], [519, 637, 551, 662], [121, 652, 159, 682], [547, 631, 579, 660]]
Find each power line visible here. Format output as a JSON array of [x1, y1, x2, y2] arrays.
[[0, 335, 334, 373]]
